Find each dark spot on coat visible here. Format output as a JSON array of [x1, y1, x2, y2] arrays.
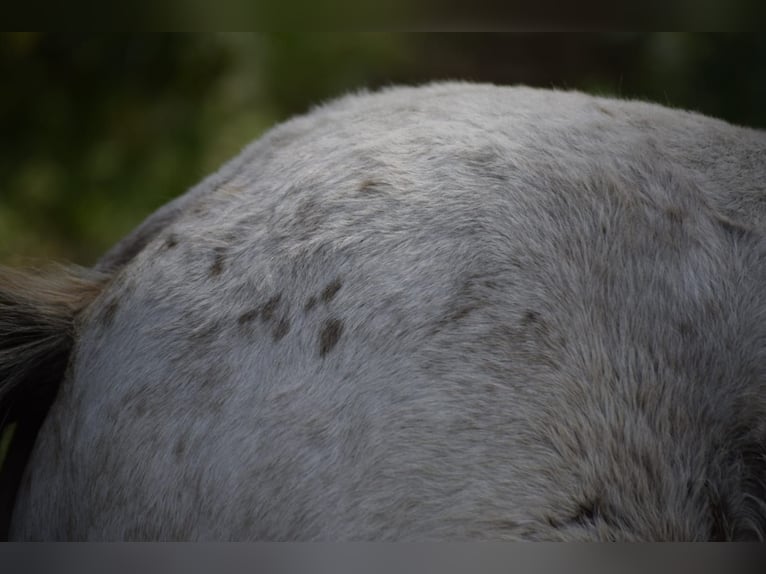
[[717, 217, 753, 241], [546, 515, 562, 528], [239, 295, 285, 332], [489, 321, 561, 371], [131, 397, 148, 417], [451, 305, 477, 322], [359, 180, 373, 193], [595, 104, 615, 117], [238, 309, 260, 325], [521, 310, 543, 328], [100, 298, 119, 327], [209, 248, 226, 277], [240, 514, 255, 533], [272, 317, 291, 342], [665, 207, 685, 225], [320, 278, 342, 303], [676, 321, 693, 337], [173, 437, 186, 461], [319, 319, 344, 357], [358, 180, 384, 194], [430, 302, 481, 335], [430, 276, 495, 334], [222, 229, 243, 245], [261, 294, 282, 322], [304, 296, 317, 312], [164, 234, 178, 249]]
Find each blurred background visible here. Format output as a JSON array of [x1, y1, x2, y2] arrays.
[[1, 33, 764, 266]]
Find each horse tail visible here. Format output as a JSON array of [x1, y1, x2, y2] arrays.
[[0, 264, 108, 538]]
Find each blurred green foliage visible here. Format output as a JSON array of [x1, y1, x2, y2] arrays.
[[1, 33, 764, 266]]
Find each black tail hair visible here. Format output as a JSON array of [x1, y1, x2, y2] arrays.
[[0, 265, 107, 538]]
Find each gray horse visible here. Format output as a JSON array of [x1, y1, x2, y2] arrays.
[[1, 83, 765, 540]]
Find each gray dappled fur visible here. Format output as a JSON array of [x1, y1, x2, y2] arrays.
[[3, 82, 766, 540]]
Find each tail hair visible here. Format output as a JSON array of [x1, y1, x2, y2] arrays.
[[0, 264, 108, 537]]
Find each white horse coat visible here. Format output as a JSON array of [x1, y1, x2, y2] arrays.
[[2, 83, 765, 540]]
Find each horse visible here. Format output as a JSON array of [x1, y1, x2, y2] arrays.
[[1, 83, 764, 540]]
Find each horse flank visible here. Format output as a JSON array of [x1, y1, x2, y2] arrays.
[[1, 83, 765, 540]]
